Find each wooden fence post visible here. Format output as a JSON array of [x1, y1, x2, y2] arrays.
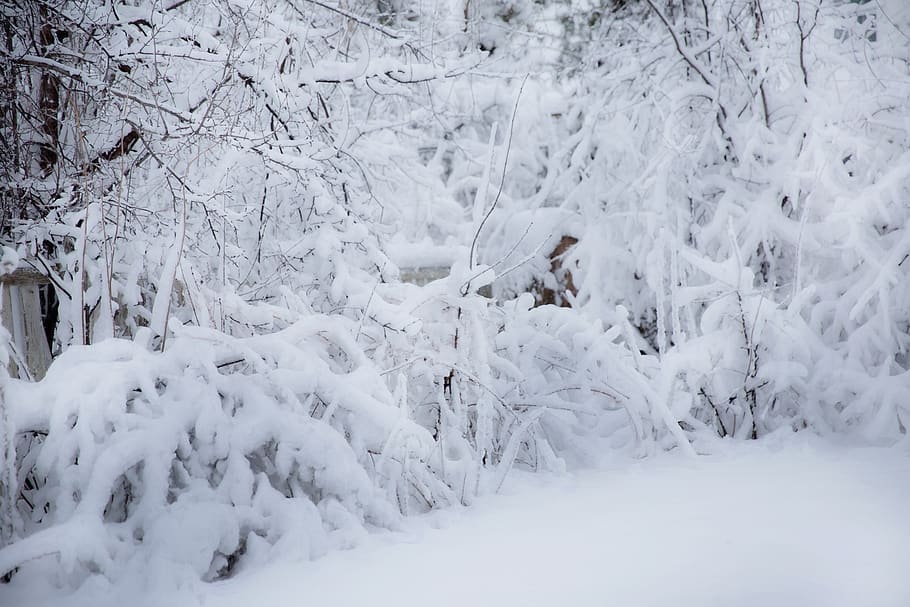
[[1, 264, 53, 381]]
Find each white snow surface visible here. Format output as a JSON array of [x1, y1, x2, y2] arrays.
[[4, 437, 909, 607]]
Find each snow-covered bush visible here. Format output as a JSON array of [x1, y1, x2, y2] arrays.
[[0, 269, 667, 586], [637, 0, 910, 438], [1, 323, 412, 583], [463, 0, 910, 440], [1, 0, 505, 589]]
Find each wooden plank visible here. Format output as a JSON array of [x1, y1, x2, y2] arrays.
[[1, 280, 53, 381], [0, 266, 49, 285], [19, 284, 52, 380]]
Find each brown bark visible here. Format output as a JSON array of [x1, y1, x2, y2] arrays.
[[36, 12, 60, 175], [536, 235, 578, 307]]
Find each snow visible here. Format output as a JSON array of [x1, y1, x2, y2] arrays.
[[5, 2, 910, 606], [5, 439, 908, 607]]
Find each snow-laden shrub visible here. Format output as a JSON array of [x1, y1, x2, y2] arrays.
[[0, 265, 666, 588], [630, 0, 910, 439], [459, 0, 910, 440], [492, 298, 692, 457], [0, 319, 426, 585], [381, 269, 688, 498], [5, 0, 481, 350]]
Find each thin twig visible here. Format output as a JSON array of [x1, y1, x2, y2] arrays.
[[464, 74, 528, 293]]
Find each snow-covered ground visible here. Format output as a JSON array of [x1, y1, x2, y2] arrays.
[[5, 438, 909, 607]]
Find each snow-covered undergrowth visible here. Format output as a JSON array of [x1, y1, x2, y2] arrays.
[[2, 323, 414, 586], [468, 0, 910, 440], [0, 282, 671, 587]]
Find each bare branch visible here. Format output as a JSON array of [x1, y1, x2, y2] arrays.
[[7, 54, 193, 123], [294, 0, 403, 40]]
